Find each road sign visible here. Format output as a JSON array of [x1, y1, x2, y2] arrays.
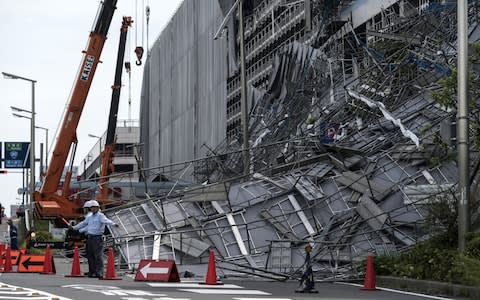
[[18, 254, 55, 273], [4, 142, 30, 169], [134, 259, 180, 282]]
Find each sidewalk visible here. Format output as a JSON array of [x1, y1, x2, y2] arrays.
[[377, 276, 480, 299]]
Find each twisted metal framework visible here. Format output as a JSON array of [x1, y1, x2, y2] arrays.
[[98, 1, 480, 280]]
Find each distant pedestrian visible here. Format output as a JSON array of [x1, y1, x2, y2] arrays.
[[7, 219, 18, 250], [70, 200, 118, 278]]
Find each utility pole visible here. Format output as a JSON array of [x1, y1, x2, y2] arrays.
[[457, 0, 469, 253]]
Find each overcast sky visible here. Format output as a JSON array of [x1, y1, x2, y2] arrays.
[[0, 0, 183, 217]]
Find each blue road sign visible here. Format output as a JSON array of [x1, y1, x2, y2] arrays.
[[4, 142, 30, 168]]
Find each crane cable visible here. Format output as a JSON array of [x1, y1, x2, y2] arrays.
[[125, 13, 132, 122], [146, 0, 150, 58], [134, 0, 144, 65]]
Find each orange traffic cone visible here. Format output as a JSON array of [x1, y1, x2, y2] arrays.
[[41, 245, 56, 275], [0, 243, 5, 271], [201, 249, 223, 285], [362, 256, 378, 291], [65, 246, 84, 277], [100, 247, 121, 280], [2, 247, 13, 273]]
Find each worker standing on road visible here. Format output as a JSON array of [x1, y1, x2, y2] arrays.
[[80, 200, 94, 276], [70, 200, 118, 278], [7, 219, 18, 250]]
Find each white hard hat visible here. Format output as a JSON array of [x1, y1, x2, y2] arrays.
[[83, 200, 93, 208], [89, 200, 100, 207]]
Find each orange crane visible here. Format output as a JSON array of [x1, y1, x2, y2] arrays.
[[34, 0, 118, 222]]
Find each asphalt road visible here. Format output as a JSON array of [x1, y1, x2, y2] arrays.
[[0, 256, 463, 300]]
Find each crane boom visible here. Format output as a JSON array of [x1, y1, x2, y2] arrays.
[[34, 0, 118, 220], [98, 16, 133, 201]]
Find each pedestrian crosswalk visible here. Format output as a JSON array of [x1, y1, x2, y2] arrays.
[[0, 282, 71, 300], [146, 281, 292, 299], [177, 288, 270, 295]]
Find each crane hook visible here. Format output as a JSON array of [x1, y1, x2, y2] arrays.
[[135, 46, 144, 66]]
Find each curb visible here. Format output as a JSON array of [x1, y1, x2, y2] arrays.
[[377, 276, 480, 299]]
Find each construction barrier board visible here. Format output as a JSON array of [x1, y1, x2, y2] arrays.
[[1, 250, 22, 266], [17, 254, 55, 273], [9, 250, 22, 265], [134, 259, 180, 282]]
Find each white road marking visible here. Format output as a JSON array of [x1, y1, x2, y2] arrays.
[[152, 298, 191, 300], [179, 288, 271, 295], [0, 297, 52, 300], [63, 284, 166, 297], [0, 291, 35, 294], [233, 298, 292, 300], [0, 282, 71, 300], [337, 282, 456, 300], [147, 282, 242, 288]]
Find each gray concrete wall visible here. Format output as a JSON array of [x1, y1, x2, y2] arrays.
[[139, 0, 227, 178]]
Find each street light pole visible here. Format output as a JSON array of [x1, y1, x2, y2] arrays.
[[3, 72, 36, 213]]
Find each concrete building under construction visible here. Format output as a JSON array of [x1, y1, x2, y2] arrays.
[[103, 0, 480, 279]]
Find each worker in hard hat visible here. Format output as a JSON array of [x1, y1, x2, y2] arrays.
[[70, 200, 118, 278], [83, 200, 93, 215], [79, 199, 94, 275]]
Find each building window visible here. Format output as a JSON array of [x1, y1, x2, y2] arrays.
[[115, 144, 134, 157], [115, 164, 134, 173]]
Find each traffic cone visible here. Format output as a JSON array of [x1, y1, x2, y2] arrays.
[[362, 256, 378, 291], [0, 244, 5, 271], [2, 247, 13, 273], [41, 245, 56, 275], [201, 249, 223, 285], [65, 246, 84, 277], [100, 247, 121, 280]]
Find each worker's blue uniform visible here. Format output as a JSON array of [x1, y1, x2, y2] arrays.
[[9, 223, 18, 250], [73, 211, 116, 278]]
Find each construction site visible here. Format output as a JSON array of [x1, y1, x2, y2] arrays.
[[78, 0, 480, 281]]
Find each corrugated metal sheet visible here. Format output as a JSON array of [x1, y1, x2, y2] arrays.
[[140, 0, 227, 177]]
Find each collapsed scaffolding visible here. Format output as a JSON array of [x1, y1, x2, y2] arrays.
[[101, 1, 480, 280]]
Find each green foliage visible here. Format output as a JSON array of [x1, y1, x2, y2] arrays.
[[432, 70, 457, 110], [470, 41, 480, 62], [424, 193, 458, 239], [306, 116, 316, 124], [34, 220, 50, 232], [376, 232, 480, 286], [34, 230, 53, 242], [466, 233, 480, 259]]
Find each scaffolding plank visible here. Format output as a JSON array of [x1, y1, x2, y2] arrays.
[[337, 171, 388, 201], [160, 234, 210, 258], [260, 210, 298, 241], [286, 175, 323, 201], [182, 183, 227, 202], [355, 195, 387, 231]]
